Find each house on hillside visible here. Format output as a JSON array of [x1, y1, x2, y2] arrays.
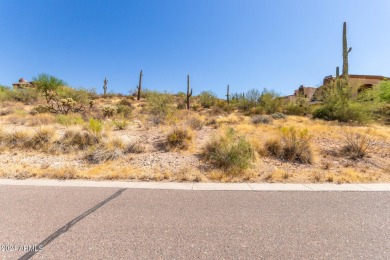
[[314, 74, 388, 100], [285, 74, 388, 102], [284, 85, 317, 102], [323, 74, 386, 93], [12, 78, 35, 89]]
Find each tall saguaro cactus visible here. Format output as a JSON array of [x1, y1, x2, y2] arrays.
[[226, 85, 230, 103], [342, 22, 352, 78], [103, 77, 108, 97], [186, 75, 192, 110], [137, 70, 143, 101], [336, 67, 340, 78]]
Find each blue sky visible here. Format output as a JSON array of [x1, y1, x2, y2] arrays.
[[0, 0, 389, 97]]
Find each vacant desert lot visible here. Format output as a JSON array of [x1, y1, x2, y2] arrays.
[[0, 98, 389, 184]]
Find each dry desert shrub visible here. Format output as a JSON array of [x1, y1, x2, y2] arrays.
[[85, 146, 123, 164], [54, 129, 100, 152], [0, 130, 30, 149], [125, 143, 146, 154], [27, 113, 56, 126], [166, 127, 193, 150], [24, 127, 55, 151], [187, 117, 204, 130], [6, 114, 27, 125], [203, 128, 255, 175], [85, 138, 126, 164], [251, 115, 273, 124], [340, 130, 375, 159], [264, 127, 313, 164], [40, 166, 78, 180]]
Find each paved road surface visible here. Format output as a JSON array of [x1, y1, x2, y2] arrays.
[[0, 185, 389, 259]]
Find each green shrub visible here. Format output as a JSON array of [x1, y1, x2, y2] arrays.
[[0, 85, 12, 102], [33, 73, 66, 102], [10, 88, 39, 104], [116, 105, 132, 118], [258, 89, 283, 114], [284, 97, 310, 116], [166, 127, 192, 150], [234, 89, 260, 113], [146, 91, 175, 118], [56, 114, 84, 126], [199, 91, 217, 108], [88, 118, 103, 135], [377, 80, 390, 103], [203, 128, 255, 174], [31, 105, 51, 114], [313, 80, 368, 123], [57, 86, 92, 106], [215, 100, 235, 114]]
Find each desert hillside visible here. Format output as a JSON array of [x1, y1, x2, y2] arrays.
[[0, 78, 389, 183]]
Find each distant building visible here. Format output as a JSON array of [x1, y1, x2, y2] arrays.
[[323, 74, 386, 93], [12, 78, 35, 89], [284, 74, 388, 102], [285, 85, 316, 102]]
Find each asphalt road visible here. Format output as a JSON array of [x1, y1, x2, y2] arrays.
[[0, 186, 389, 259]]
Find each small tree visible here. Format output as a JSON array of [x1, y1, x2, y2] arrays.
[[33, 73, 66, 103], [258, 88, 282, 114]]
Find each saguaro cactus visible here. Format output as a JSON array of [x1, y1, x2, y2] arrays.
[[103, 77, 108, 97], [137, 70, 143, 101], [342, 22, 352, 78], [186, 75, 192, 110], [226, 85, 230, 103], [336, 66, 340, 78]]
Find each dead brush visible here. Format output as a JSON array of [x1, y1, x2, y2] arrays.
[[340, 130, 375, 159], [0, 130, 30, 149], [125, 143, 146, 154], [55, 129, 100, 152], [85, 138, 125, 164], [24, 128, 55, 151], [187, 117, 204, 130], [27, 113, 55, 126], [85, 146, 124, 164]]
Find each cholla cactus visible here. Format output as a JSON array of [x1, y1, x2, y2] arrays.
[[102, 105, 117, 117], [57, 98, 77, 114]]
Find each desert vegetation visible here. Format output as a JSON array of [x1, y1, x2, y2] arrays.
[[0, 71, 389, 184]]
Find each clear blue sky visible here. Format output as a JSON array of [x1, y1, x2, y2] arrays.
[[1, 0, 389, 97]]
